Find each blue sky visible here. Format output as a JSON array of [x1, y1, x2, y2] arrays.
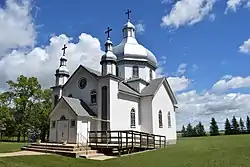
[[1, 0, 250, 130]]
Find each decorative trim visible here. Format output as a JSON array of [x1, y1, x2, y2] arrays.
[[117, 59, 157, 70]]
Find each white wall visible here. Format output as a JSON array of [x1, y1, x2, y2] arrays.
[[140, 96, 153, 133], [109, 79, 140, 131], [152, 84, 177, 142], [49, 101, 77, 143], [76, 118, 90, 144], [63, 67, 98, 115]]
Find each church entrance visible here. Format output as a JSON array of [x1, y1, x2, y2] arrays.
[[101, 86, 110, 143], [57, 115, 69, 143]]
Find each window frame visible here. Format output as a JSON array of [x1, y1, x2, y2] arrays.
[[168, 112, 171, 128], [51, 121, 56, 128], [70, 119, 76, 128], [132, 66, 139, 78], [90, 89, 97, 104], [130, 109, 136, 128], [159, 110, 163, 128]]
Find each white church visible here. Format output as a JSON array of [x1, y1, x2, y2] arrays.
[[49, 13, 178, 146]]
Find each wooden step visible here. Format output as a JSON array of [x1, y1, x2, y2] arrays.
[[28, 145, 89, 152]]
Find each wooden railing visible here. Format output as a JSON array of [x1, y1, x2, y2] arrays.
[[88, 130, 166, 149]]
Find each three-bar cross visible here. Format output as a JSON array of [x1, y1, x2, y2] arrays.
[[105, 27, 112, 39], [62, 44, 67, 56], [125, 9, 132, 20]]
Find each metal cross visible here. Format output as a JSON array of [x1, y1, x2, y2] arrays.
[[62, 44, 67, 56], [125, 9, 132, 20], [105, 27, 112, 39]]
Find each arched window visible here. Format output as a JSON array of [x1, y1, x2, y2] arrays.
[[68, 94, 73, 97], [130, 109, 136, 128], [91, 90, 97, 104], [60, 115, 66, 120], [132, 66, 139, 78], [54, 95, 59, 107], [149, 69, 153, 81], [159, 110, 163, 128], [168, 112, 171, 128]]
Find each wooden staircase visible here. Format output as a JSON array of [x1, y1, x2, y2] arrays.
[[21, 143, 105, 158]]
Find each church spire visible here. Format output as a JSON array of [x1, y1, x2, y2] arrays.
[[55, 44, 70, 86], [123, 9, 136, 39], [100, 27, 117, 76]]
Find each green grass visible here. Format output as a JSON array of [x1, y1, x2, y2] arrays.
[[1, 135, 250, 167], [0, 142, 25, 153]]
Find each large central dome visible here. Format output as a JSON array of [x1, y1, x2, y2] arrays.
[[113, 21, 157, 68]]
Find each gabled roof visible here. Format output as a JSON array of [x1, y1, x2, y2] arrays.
[[50, 96, 96, 118], [119, 82, 140, 96], [62, 65, 100, 88], [63, 96, 96, 117], [141, 77, 177, 105]]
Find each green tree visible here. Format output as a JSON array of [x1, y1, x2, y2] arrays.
[[210, 117, 220, 136], [246, 116, 250, 134], [225, 118, 232, 135], [181, 125, 187, 137], [239, 118, 245, 134], [192, 127, 198, 137], [196, 122, 206, 136], [186, 123, 193, 137], [6, 75, 42, 142], [231, 116, 240, 134]]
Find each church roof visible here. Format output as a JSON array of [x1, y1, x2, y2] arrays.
[[141, 77, 177, 105], [63, 96, 97, 117], [119, 82, 140, 96]]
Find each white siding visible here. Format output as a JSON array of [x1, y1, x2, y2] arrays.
[[152, 84, 177, 143], [140, 96, 153, 133], [109, 79, 140, 131]]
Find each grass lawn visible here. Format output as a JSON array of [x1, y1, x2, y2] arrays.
[[0, 142, 25, 153], [1, 135, 250, 167]]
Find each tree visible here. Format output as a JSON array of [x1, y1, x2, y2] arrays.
[[210, 117, 220, 136], [196, 122, 206, 136], [6, 75, 42, 142], [231, 116, 240, 134], [192, 127, 198, 137], [239, 118, 245, 134], [186, 123, 193, 137], [225, 118, 232, 135], [181, 125, 187, 137], [246, 116, 250, 134]]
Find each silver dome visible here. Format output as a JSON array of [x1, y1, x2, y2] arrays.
[[113, 21, 157, 67]]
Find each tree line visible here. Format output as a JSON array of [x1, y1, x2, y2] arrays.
[[0, 75, 52, 142], [181, 116, 250, 137]]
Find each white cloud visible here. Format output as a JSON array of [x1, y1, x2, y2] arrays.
[[168, 76, 190, 92], [176, 63, 187, 76], [239, 38, 250, 54], [135, 23, 145, 34], [161, 0, 216, 28], [225, 0, 248, 13], [209, 13, 216, 21], [0, 0, 36, 56], [192, 64, 198, 71], [211, 76, 250, 93]]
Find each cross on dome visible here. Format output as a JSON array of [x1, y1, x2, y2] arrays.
[[105, 27, 112, 39], [125, 9, 132, 20], [62, 44, 67, 56]]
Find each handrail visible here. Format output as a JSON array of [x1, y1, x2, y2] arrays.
[[77, 133, 89, 155]]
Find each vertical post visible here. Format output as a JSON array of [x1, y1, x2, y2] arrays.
[[118, 131, 120, 148], [147, 134, 149, 149], [164, 136, 166, 148], [106, 131, 108, 147], [160, 136, 161, 148], [95, 131, 97, 147], [131, 131, 134, 148], [140, 132, 142, 148], [153, 135, 155, 149], [126, 131, 128, 149]]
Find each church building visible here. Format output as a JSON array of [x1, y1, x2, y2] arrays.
[[49, 12, 178, 145]]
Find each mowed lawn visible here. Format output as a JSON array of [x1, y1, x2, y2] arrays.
[[1, 135, 250, 167], [0, 142, 25, 153]]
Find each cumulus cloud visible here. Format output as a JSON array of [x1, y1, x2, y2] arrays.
[[168, 76, 190, 92], [135, 23, 145, 34], [176, 63, 188, 76], [161, 0, 216, 28], [225, 0, 250, 13], [211, 76, 250, 93], [239, 38, 250, 54]]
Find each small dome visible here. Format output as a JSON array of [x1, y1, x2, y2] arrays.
[[101, 51, 117, 62], [57, 66, 69, 74], [113, 21, 157, 67]]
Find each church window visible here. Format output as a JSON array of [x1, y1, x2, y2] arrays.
[[130, 109, 136, 128], [149, 69, 153, 81], [159, 110, 163, 128], [78, 77, 87, 89], [60, 115, 66, 120], [68, 94, 73, 97], [132, 66, 139, 78], [71, 120, 76, 128], [91, 90, 97, 104], [54, 95, 59, 107], [168, 112, 171, 128], [52, 121, 56, 128]]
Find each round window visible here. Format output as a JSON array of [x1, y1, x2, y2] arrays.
[[78, 78, 87, 89]]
